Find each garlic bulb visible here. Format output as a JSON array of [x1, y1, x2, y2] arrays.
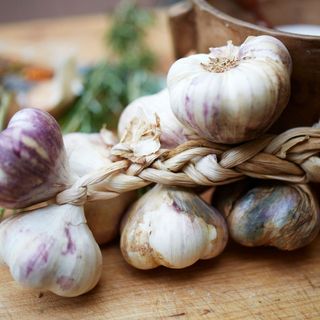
[[0, 108, 70, 209], [0, 204, 102, 297], [167, 35, 292, 144], [63, 131, 118, 178], [120, 184, 228, 269], [213, 181, 320, 250], [118, 89, 196, 149], [63, 132, 136, 244]]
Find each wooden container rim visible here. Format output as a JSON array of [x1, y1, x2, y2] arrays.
[[196, 0, 320, 42]]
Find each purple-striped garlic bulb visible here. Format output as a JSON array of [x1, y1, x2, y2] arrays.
[[213, 181, 320, 250], [167, 35, 292, 144], [0, 204, 102, 297], [0, 108, 70, 209], [63, 132, 136, 245], [118, 89, 197, 149], [120, 184, 228, 269]]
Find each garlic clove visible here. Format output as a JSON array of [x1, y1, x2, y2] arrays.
[[63, 132, 117, 178], [118, 89, 197, 149], [0, 108, 70, 209], [120, 185, 228, 269], [0, 204, 102, 297], [167, 36, 292, 144], [213, 181, 320, 250], [63, 132, 136, 245]]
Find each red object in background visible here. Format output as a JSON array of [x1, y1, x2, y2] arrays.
[[23, 66, 54, 82]]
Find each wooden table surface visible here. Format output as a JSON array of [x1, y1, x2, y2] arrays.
[[0, 13, 174, 72], [0, 13, 320, 320]]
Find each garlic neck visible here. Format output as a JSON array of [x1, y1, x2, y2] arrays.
[[202, 40, 240, 73], [202, 56, 239, 73]]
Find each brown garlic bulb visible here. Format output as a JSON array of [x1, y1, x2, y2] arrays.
[[213, 181, 320, 250]]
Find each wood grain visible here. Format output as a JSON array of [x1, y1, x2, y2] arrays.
[[0, 238, 320, 319], [0, 11, 320, 320]]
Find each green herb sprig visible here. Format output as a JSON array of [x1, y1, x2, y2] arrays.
[[0, 88, 11, 131], [59, 1, 164, 133]]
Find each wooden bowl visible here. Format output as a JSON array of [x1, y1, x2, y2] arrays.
[[169, 0, 320, 132]]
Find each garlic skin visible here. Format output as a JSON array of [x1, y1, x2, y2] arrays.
[[120, 185, 228, 269], [63, 132, 118, 178], [63, 132, 136, 244], [118, 89, 195, 149], [0, 108, 70, 209], [213, 181, 320, 250], [0, 204, 102, 297], [167, 35, 292, 144]]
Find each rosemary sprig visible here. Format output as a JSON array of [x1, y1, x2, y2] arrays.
[[0, 207, 5, 221], [59, 1, 164, 133], [107, 0, 156, 70], [0, 87, 11, 131]]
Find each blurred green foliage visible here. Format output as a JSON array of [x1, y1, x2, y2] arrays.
[[108, 1, 156, 70], [60, 1, 164, 133], [0, 88, 10, 131]]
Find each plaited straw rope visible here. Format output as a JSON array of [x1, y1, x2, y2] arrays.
[[56, 126, 320, 206]]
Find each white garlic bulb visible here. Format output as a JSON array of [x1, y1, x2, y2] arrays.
[[63, 131, 117, 178], [167, 35, 292, 144], [120, 185, 228, 269], [63, 132, 136, 244], [0, 204, 102, 297], [118, 89, 196, 149]]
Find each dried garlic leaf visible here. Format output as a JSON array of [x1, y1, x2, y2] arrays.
[[112, 114, 162, 164]]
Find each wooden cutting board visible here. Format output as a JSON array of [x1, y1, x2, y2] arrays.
[[0, 12, 320, 320], [0, 239, 319, 319]]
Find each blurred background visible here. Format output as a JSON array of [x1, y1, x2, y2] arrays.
[[0, 0, 180, 134], [0, 0, 178, 22]]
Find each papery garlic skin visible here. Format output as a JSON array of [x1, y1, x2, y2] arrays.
[[118, 89, 195, 149], [167, 35, 292, 144], [63, 132, 117, 178], [213, 181, 320, 250], [0, 108, 70, 209], [64, 132, 136, 244], [0, 204, 102, 297], [120, 185, 228, 269]]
